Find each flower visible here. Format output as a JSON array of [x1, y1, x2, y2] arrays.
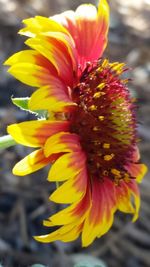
[[5, 0, 147, 247]]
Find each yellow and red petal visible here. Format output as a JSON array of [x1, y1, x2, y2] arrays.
[[130, 146, 140, 162], [47, 183, 91, 226], [34, 221, 83, 243], [13, 148, 60, 176], [57, 222, 83, 242], [7, 63, 52, 88], [28, 83, 75, 113], [44, 132, 81, 157], [125, 163, 147, 183], [53, 0, 109, 69], [7, 120, 70, 147], [115, 179, 141, 222], [115, 181, 135, 214], [18, 16, 78, 84], [82, 177, 116, 247], [41, 31, 77, 74], [4, 50, 57, 76], [48, 151, 86, 181], [34, 228, 60, 243], [126, 180, 140, 222], [19, 16, 69, 38], [50, 167, 88, 203], [25, 35, 75, 86], [4, 50, 57, 87]]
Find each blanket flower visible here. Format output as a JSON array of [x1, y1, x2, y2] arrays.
[[5, 0, 147, 247]]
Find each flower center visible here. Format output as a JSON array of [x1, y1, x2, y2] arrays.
[[70, 59, 137, 183]]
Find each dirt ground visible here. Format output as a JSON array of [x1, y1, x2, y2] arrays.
[[0, 0, 150, 267]]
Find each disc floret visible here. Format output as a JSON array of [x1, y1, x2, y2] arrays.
[[70, 59, 137, 183]]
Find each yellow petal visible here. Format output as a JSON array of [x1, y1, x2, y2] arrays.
[[52, 0, 109, 69], [29, 84, 75, 113], [48, 152, 86, 181], [4, 50, 38, 66], [34, 221, 82, 243], [58, 222, 82, 242], [50, 167, 87, 203], [19, 16, 69, 37], [41, 31, 77, 71], [116, 184, 135, 214], [126, 163, 148, 183], [44, 132, 81, 157], [7, 120, 70, 147], [98, 0, 109, 25], [126, 181, 141, 222], [25, 35, 74, 86], [43, 220, 55, 227], [49, 203, 78, 225], [82, 178, 116, 247], [4, 50, 58, 87], [49, 186, 91, 226], [34, 228, 60, 243], [13, 149, 51, 176], [135, 164, 147, 183], [7, 63, 47, 87]]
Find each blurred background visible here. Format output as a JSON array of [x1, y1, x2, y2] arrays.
[[0, 0, 150, 266]]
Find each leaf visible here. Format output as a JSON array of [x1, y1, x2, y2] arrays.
[[12, 97, 48, 118], [12, 97, 30, 111]]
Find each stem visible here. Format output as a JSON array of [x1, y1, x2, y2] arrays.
[[0, 135, 17, 150], [56, 181, 60, 189]]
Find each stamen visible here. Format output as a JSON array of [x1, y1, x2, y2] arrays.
[[93, 92, 105, 99], [89, 105, 97, 111], [98, 116, 104, 121], [103, 143, 110, 149], [97, 83, 105, 90], [93, 126, 99, 131], [102, 59, 109, 68], [124, 173, 130, 183], [104, 154, 114, 161], [111, 168, 121, 176]]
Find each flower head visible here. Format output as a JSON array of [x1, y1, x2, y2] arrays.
[[5, 0, 147, 247]]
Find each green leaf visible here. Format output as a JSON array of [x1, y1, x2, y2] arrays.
[[12, 97, 30, 111], [34, 109, 49, 119], [12, 97, 48, 119]]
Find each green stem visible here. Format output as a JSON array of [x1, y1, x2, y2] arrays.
[[0, 135, 17, 150], [56, 181, 60, 189]]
